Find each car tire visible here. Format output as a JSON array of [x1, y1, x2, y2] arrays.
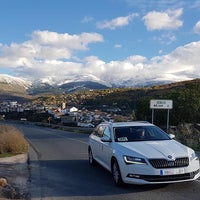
[[112, 159, 124, 186], [88, 147, 96, 166]]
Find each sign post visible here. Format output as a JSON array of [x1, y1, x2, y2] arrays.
[[150, 99, 173, 133]]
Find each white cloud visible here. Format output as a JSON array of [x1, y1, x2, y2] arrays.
[[96, 13, 138, 30], [1, 30, 200, 86], [194, 21, 200, 34], [126, 55, 147, 64], [31, 30, 103, 50], [0, 31, 104, 65], [82, 41, 200, 86], [143, 8, 183, 30], [147, 41, 200, 81], [0, 30, 103, 63], [0, 30, 103, 81]]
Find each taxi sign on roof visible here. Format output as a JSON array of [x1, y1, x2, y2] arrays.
[[150, 99, 173, 109]]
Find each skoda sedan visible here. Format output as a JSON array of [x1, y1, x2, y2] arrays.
[[88, 121, 200, 186]]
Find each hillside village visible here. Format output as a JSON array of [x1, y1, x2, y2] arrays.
[[0, 98, 131, 127]]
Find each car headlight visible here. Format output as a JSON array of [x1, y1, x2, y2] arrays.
[[123, 156, 147, 165], [190, 152, 199, 161]]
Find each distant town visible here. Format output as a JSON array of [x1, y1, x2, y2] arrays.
[[0, 99, 132, 127]]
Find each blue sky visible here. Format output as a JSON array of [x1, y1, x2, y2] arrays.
[[0, 0, 200, 86]]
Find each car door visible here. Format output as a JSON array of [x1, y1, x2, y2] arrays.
[[99, 126, 113, 170], [90, 125, 105, 162]]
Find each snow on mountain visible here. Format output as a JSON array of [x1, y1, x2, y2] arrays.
[[34, 73, 112, 88], [0, 73, 168, 95], [58, 74, 112, 88], [20, 73, 112, 95], [0, 74, 31, 89]]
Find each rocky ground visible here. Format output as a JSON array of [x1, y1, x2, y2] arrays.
[[0, 154, 30, 200]]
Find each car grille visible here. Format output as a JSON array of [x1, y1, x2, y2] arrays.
[[148, 157, 189, 169]]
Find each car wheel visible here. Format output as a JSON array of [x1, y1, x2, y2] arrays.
[[112, 159, 124, 186], [88, 147, 96, 166]]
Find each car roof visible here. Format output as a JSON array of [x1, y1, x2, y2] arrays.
[[100, 121, 153, 128]]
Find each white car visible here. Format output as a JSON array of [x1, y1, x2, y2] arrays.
[[88, 121, 200, 186]]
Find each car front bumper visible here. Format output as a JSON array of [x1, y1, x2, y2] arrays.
[[124, 169, 200, 184], [120, 158, 200, 185]]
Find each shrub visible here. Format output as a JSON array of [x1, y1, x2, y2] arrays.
[[0, 125, 29, 154]]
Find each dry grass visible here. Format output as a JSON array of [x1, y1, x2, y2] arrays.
[[0, 125, 29, 154]]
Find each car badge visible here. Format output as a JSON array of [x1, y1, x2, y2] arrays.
[[168, 155, 173, 159]]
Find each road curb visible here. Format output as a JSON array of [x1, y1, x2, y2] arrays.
[[0, 154, 27, 164]]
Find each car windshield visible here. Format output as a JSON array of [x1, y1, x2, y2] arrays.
[[114, 126, 171, 142]]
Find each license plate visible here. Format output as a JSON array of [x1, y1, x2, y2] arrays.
[[160, 168, 185, 176]]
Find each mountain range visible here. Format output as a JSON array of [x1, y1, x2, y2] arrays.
[[0, 73, 199, 101], [0, 74, 111, 100]]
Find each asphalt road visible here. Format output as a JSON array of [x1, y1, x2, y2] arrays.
[[16, 124, 200, 200]]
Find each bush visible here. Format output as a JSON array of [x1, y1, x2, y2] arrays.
[[0, 125, 29, 154]]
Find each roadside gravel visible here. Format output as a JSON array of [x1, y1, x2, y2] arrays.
[[0, 154, 30, 199]]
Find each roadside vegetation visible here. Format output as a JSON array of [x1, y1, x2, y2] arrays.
[[0, 125, 29, 157]]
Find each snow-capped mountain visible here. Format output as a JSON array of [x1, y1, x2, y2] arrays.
[[0, 73, 111, 90], [0, 74, 32, 101], [0, 73, 168, 96], [0, 74, 31, 89], [34, 73, 112, 88], [28, 73, 112, 94]]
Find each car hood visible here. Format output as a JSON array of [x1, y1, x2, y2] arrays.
[[116, 140, 191, 159]]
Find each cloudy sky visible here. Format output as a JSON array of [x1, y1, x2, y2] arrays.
[[0, 0, 200, 86]]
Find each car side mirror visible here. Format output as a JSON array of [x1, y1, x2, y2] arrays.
[[101, 136, 112, 142], [169, 134, 175, 139]]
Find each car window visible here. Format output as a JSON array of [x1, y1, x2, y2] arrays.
[[103, 126, 111, 139], [114, 126, 170, 142], [114, 127, 131, 142]]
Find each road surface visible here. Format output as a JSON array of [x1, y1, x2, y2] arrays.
[[15, 124, 200, 200]]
